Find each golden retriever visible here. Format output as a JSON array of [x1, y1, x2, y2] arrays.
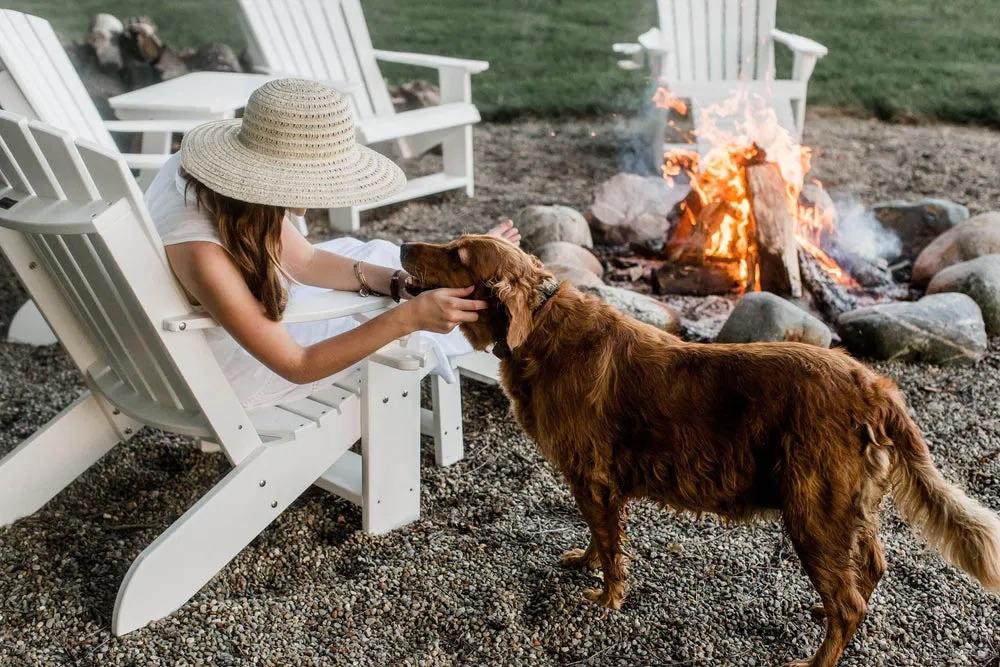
[[401, 235, 1000, 667]]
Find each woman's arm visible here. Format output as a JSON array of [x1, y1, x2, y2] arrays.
[[280, 219, 400, 294], [165, 241, 484, 385]]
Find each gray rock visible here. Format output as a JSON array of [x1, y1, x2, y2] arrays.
[[535, 241, 603, 277], [515, 205, 592, 252], [86, 13, 124, 71], [583, 284, 679, 332], [586, 173, 683, 245], [548, 263, 604, 289], [913, 212, 1000, 285], [926, 254, 1000, 335], [389, 79, 441, 112], [872, 198, 970, 261], [187, 42, 242, 73], [716, 292, 831, 347], [836, 293, 987, 364]]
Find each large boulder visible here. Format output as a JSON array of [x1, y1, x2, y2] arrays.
[[716, 292, 832, 347], [926, 254, 1000, 335], [871, 198, 969, 260], [515, 205, 592, 252], [836, 293, 987, 365], [912, 212, 1000, 285], [535, 241, 603, 277], [585, 173, 683, 245], [583, 285, 680, 333], [548, 263, 604, 289]]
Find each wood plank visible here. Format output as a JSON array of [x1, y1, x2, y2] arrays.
[[0, 112, 62, 199], [300, 0, 346, 82], [656, 0, 680, 80], [690, 1, 708, 79], [272, 0, 314, 76], [723, 0, 740, 78], [747, 161, 801, 296], [739, 0, 758, 78], [673, 1, 694, 80], [323, 0, 375, 117], [27, 122, 100, 202], [755, 0, 777, 79], [339, 0, 395, 116], [314, 450, 362, 506], [707, 0, 724, 80]]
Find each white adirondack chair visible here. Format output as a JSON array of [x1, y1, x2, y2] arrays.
[[0, 9, 209, 346], [0, 10, 204, 174], [237, 0, 489, 232], [613, 0, 827, 141], [0, 111, 443, 634]]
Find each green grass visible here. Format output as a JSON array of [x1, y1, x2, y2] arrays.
[[9, 0, 1000, 125]]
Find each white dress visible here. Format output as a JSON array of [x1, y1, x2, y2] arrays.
[[144, 152, 471, 409]]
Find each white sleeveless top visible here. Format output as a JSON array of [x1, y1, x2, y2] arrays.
[[143, 153, 466, 408]]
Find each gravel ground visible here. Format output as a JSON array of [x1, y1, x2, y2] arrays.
[[2, 113, 999, 666]]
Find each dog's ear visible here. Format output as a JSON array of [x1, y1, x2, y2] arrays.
[[492, 277, 534, 349]]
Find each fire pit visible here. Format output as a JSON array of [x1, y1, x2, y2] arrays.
[[616, 87, 903, 322]]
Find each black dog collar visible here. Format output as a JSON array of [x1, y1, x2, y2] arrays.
[[492, 278, 560, 359]]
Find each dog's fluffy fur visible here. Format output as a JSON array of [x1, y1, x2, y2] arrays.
[[401, 235, 1000, 667]]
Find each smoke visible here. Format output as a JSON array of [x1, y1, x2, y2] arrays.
[[832, 198, 902, 262]]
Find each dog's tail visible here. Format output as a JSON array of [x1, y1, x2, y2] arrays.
[[879, 379, 1000, 592]]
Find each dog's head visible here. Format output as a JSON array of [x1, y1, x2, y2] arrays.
[[401, 235, 555, 352]]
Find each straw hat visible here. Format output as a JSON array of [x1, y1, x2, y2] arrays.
[[180, 78, 406, 208]]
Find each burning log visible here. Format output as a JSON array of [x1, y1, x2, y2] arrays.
[[746, 162, 801, 297], [652, 262, 742, 296], [798, 247, 858, 322], [820, 237, 893, 288]]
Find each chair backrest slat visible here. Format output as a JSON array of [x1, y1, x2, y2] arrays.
[[658, 0, 777, 82], [0, 133, 30, 193], [238, 0, 393, 119], [28, 123, 101, 202], [0, 10, 116, 149], [75, 139, 168, 264], [0, 114, 64, 199]]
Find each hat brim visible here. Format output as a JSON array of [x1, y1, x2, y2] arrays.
[[179, 119, 406, 209]]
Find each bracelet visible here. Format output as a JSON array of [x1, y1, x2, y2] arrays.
[[353, 260, 375, 297], [389, 269, 404, 303]]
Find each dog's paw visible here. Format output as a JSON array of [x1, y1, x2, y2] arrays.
[[808, 602, 826, 621], [560, 547, 599, 570], [784, 659, 813, 667], [582, 587, 623, 610]]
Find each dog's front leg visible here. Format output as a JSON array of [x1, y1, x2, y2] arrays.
[[569, 482, 629, 610]]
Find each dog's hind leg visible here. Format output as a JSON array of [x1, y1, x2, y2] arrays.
[[568, 483, 629, 610], [784, 521, 867, 667]]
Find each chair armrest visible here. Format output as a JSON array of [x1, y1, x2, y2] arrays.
[[162, 291, 393, 332], [372, 49, 489, 74], [770, 29, 828, 57], [122, 152, 171, 171], [104, 118, 208, 134]]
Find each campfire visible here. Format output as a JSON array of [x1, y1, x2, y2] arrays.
[[648, 87, 892, 320]]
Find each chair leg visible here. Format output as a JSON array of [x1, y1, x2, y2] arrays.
[[7, 299, 57, 345], [361, 360, 421, 534], [429, 373, 464, 467], [0, 391, 134, 526], [328, 207, 360, 233], [113, 424, 352, 635], [441, 125, 475, 197]]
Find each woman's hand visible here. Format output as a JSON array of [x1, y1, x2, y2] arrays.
[[397, 285, 487, 333], [487, 218, 521, 246]]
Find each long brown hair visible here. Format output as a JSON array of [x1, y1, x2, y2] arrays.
[[183, 173, 288, 320]]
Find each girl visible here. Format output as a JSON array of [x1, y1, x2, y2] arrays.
[[145, 78, 519, 408]]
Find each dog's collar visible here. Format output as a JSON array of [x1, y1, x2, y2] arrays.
[[492, 277, 560, 359]]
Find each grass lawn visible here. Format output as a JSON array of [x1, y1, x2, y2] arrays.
[[8, 0, 1000, 125]]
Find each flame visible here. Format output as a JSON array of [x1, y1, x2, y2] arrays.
[[657, 85, 848, 289]]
